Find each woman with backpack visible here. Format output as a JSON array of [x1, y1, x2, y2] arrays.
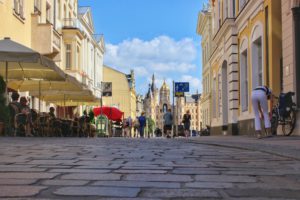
[[251, 85, 274, 139]]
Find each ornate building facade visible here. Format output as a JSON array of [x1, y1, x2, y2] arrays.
[[197, 3, 213, 130], [206, 0, 282, 135], [143, 75, 171, 130]]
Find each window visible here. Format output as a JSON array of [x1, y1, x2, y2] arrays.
[[233, 0, 236, 17], [46, 3, 51, 23], [251, 24, 263, 88], [58, 0, 61, 19], [212, 76, 217, 118], [218, 0, 221, 27], [218, 71, 222, 117], [66, 44, 72, 70], [239, 0, 246, 11], [223, 0, 228, 19], [76, 47, 80, 71], [34, 0, 41, 13], [240, 49, 248, 111], [14, 0, 25, 19]]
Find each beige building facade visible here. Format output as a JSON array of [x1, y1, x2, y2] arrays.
[[197, 4, 213, 130], [176, 94, 202, 132], [102, 65, 137, 120], [281, 0, 300, 135]]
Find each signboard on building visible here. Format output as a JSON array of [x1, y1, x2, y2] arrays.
[[175, 92, 184, 97], [102, 82, 112, 96], [175, 82, 189, 92]]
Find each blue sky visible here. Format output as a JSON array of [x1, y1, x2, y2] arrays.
[[79, 0, 204, 96]]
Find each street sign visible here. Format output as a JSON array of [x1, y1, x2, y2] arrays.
[[175, 82, 189, 93], [102, 82, 112, 96]]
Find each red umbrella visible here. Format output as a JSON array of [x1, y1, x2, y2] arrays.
[[93, 106, 124, 121]]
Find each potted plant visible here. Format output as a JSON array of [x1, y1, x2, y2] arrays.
[[0, 76, 10, 135]]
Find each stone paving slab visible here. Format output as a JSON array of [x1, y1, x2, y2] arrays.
[[0, 137, 299, 199], [0, 172, 59, 179], [91, 180, 181, 188], [140, 188, 220, 198], [0, 179, 38, 185], [0, 186, 47, 197], [124, 174, 193, 182], [60, 173, 121, 181], [54, 186, 140, 197]]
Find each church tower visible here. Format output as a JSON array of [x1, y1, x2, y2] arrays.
[[158, 80, 171, 130]]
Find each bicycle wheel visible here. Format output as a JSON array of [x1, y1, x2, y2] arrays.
[[270, 111, 278, 136], [282, 110, 296, 136]]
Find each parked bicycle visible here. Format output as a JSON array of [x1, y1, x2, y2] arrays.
[[270, 92, 297, 136]]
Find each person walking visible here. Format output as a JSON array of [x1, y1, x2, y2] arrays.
[[133, 118, 140, 138], [182, 110, 191, 138], [251, 85, 273, 139], [138, 112, 146, 138], [163, 108, 173, 138], [123, 116, 132, 138]]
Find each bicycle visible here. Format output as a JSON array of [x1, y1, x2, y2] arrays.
[[270, 92, 297, 136]]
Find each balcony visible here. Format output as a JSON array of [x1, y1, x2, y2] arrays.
[[62, 18, 85, 42], [63, 18, 84, 32], [31, 14, 61, 57]]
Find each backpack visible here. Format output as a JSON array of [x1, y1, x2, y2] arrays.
[[279, 92, 294, 117], [182, 114, 190, 124]]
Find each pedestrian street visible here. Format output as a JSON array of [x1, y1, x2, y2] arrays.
[[0, 137, 300, 199]]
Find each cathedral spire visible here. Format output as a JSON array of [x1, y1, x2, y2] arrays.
[[151, 73, 156, 93]]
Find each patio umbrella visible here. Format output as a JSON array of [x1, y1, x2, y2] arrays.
[[7, 75, 82, 111], [30, 89, 97, 118], [0, 37, 65, 87], [7, 77, 81, 92], [93, 106, 124, 121]]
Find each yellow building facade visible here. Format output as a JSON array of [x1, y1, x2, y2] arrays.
[[209, 0, 282, 135], [0, 0, 104, 116], [102, 65, 137, 120]]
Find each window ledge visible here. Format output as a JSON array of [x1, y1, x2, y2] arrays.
[[13, 12, 25, 24]]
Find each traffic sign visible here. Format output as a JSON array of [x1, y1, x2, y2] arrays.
[[175, 82, 189, 93]]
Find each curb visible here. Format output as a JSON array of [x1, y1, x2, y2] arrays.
[[187, 139, 300, 161]]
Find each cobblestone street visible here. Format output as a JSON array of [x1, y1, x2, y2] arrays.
[[0, 137, 300, 199]]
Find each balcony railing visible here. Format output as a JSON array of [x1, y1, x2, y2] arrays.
[[63, 18, 84, 32], [34, 0, 41, 14]]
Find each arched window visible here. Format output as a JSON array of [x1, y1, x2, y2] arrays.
[[240, 38, 249, 111], [212, 74, 217, 118], [251, 23, 264, 89]]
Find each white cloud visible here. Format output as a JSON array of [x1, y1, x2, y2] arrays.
[[180, 75, 202, 94], [104, 35, 197, 76], [104, 35, 200, 95]]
